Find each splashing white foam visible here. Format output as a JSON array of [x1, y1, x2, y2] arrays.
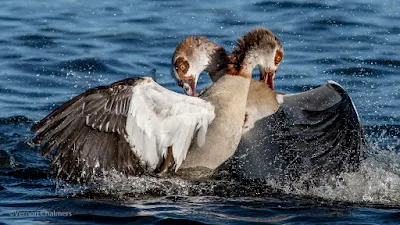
[[283, 149, 400, 204], [55, 147, 400, 205]]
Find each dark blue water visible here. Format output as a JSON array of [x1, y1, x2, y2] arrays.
[[0, 0, 399, 224]]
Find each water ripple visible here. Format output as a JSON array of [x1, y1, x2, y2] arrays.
[[58, 58, 115, 74], [252, 1, 336, 11], [14, 34, 58, 49], [328, 67, 387, 77]]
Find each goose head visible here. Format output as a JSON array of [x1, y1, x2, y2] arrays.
[[230, 27, 284, 90], [171, 36, 227, 96]]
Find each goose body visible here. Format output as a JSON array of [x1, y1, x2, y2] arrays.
[[32, 75, 250, 184], [181, 75, 250, 170], [32, 34, 257, 184], [242, 80, 279, 134], [172, 28, 369, 184]]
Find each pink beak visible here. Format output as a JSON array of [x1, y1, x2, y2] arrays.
[[259, 67, 275, 90], [179, 77, 197, 96]]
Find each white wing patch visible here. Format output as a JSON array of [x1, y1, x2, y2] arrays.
[[125, 80, 215, 171]]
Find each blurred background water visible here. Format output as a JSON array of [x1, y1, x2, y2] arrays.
[[0, 0, 399, 224]]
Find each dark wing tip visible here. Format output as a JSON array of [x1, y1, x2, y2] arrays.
[[32, 77, 146, 184], [31, 123, 40, 132], [326, 80, 347, 95], [32, 134, 43, 145], [326, 80, 362, 123]]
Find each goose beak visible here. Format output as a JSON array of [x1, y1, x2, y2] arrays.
[[259, 67, 275, 90], [178, 77, 197, 96]]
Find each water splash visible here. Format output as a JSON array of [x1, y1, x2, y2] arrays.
[[56, 145, 400, 205], [303, 154, 400, 204]]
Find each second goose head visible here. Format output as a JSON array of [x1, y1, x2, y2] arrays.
[[230, 27, 284, 90]]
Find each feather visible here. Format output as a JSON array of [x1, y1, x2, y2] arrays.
[[33, 77, 215, 184]]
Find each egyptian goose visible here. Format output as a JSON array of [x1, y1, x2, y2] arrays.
[[172, 28, 368, 184], [31, 32, 270, 184]]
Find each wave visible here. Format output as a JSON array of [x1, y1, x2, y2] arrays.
[[57, 58, 116, 74], [14, 34, 58, 49], [327, 67, 387, 77], [0, 115, 33, 124], [251, 1, 335, 10]]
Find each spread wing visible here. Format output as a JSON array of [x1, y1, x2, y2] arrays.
[[32, 77, 215, 184], [224, 81, 369, 185]]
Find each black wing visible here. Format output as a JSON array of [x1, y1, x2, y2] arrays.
[[32, 78, 146, 184], [224, 81, 369, 186]]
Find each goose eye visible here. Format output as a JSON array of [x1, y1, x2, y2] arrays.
[[180, 64, 186, 71], [275, 56, 281, 65], [274, 50, 283, 65]]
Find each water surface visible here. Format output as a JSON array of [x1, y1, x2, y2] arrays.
[[0, 0, 399, 224]]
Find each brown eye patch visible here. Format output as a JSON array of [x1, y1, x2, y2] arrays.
[[174, 57, 190, 79], [274, 50, 283, 65]]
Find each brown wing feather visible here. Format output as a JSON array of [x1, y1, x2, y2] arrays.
[[32, 77, 146, 184]]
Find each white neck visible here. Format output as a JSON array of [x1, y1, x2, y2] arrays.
[[186, 51, 211, 84], [180, 75, 251, 170]]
